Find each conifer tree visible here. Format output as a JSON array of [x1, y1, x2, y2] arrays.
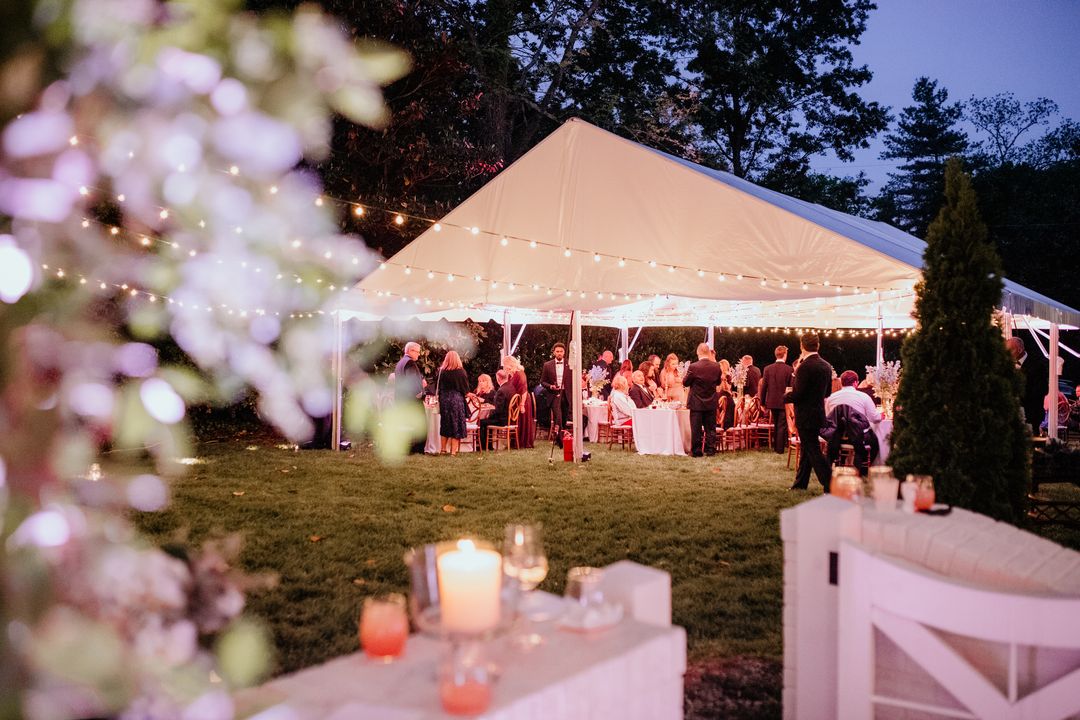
[[889, 158, 1029, 522]]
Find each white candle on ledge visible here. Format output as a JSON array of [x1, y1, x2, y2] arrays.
[[437, 539, 502, 633]]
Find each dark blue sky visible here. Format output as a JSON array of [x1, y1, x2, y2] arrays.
[[809, 0, 1080, 190]]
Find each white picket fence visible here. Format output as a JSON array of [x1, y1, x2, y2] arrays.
[[781, 496, 1080, 720], [838, 542, 1080, 719]]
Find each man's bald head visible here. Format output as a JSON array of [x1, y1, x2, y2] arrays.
[[1006, 337, 1025, 360]]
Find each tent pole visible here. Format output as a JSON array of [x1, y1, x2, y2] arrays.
[[501, 309, 512, 359], [1002, 310, 1013, 340], [571, 310, 583, 463], [706, 325, 715, 351], [1049, 323, 1060, 439], [875, 292, 884, 374], [619, 326, 629, 362], [332, 312, 343, 452]]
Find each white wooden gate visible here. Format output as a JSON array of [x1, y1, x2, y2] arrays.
[[838, 542, 1080, 719]]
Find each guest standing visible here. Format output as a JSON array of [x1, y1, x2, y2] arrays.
[[683, 343, 722, 457], [540, 342, 573, 434], [394, 341, 428, 455], [504, 355, 535, 448], [1007, 336, 1048, 433], [759, 345, 795, 454], [785, 333, 834, 491], [660, 353, 685, 401], [436, 351, 470, 456], [741, 355, 762, 398]]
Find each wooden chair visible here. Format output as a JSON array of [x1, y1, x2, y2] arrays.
[[607, 402, 633, 450], [786, 404, 801, 469], [486, 394, 522, 451]]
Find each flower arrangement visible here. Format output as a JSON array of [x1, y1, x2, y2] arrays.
[[586, 365, 610, 395], [677, 360, 691, 379], [865, 361, 902, 417], [730, 361, 749, 391]]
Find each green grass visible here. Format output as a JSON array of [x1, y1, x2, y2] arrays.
[[133, 439, 1080, 683]]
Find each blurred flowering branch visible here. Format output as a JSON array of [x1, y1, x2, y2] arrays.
[[0, 0, 407, 717]]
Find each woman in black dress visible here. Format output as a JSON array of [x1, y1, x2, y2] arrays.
[[437, 351, 470, 455]]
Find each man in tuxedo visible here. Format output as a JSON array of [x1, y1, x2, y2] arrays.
[[597, 349, 616, 398], [540, 342, 573, 433], [1007, 336, 1048, 433], [479, 370, 515, 449], [683, 343, 723, 457], [785, 333, 834, 491], [741, 355, 762, 398], [394, 341, 427, 454], [629, 370, 654, 408], [758, 345, 794, 454]]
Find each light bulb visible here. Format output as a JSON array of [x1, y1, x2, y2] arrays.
[[354, 206, 365, 217], [823, 279, 830, 286], [802, 283, 809, 290], [433, 222, 441, 231], [100, 282, 107, 290], [140, 237, 151, 246], [718, 274, 726, 282], [697, 270, 705, 277], [593, 253, 601, 262], [116, 194, 125, 202], [188, 250, 196, 257], [229, 166, 240, 175], [618, 258, 625, 267], [69, 135, 78, 146], [81, 220, 90, 228], [648, 260, 657, 268], [159, 209, 169, 220], [269, 185, 278, 194], [500, 237, 509, 247], [427, 271, 434, 279], [394, 214, 404, 225], [736, 274, 743, 281], [782, 281, 789, 288], [563, 248, 572, 257], [760, 278, 767, 287], [470, 226, 479, 235], [79, 187, 89, 196], [447, 274, 455, 282], [404, 266, 411, 274], [110, 227, 119, 236], [379, 263, 387, 271], [529, 240, 537, 249], [56, 269, 65, 278]]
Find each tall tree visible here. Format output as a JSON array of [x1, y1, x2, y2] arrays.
[[889, 158, 1029, 522], [876, 77, 967, 237], [966, 92, 1058, 168], [672, 0, 889, 179]]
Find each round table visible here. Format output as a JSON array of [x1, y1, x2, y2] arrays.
[[632, 407, 691, 456], [584, 400, 608, 443], [872, 417, 893, 464], [424, 404, 441, 454]]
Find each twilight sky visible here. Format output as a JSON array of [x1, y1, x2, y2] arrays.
[[808, 0, 1080, 191]]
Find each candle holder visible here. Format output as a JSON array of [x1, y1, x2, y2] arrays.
[[438, 640, 494, 716]]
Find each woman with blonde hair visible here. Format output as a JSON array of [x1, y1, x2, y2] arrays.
[[660, 353, 684, 401], [437, 350, 470, 455]]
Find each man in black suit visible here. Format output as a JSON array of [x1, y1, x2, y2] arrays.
[[597, 350, 616, 399], [479, 370, 516, 449], [785, 333, 834, 491], [1007, 336, 1048, 433], [683, 343, 723, 457], [629, 370, 654, 408], [759, 345, 794, 454], [394, 341, 428, 454], [741, 355, 762, 398], [540, 342, 573, 433]]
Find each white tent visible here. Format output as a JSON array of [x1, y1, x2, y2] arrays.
[[334, 118, 1080, 454]]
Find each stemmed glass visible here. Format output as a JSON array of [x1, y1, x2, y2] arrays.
[[503, 523, 549, 650]]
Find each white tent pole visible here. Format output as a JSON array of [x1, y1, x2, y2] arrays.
[[706, 325, 715, 350], [332, 312, 343, 452], [1026, 322, 1080, 359], [571, 310, 583, 463], [875, 292, 884, 373], [1049, 323, 1060, 439], [628, 327, 643, 354], [1021, 316, 1050, 358], [510, 323, 528, 356], [619, 327, 629, 362], [1002, 310, 1013, 340], [501, 310, 512, 359]]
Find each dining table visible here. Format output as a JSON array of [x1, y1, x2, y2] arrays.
[[631, 406, 691, 456], [583, 399, 608, 443]]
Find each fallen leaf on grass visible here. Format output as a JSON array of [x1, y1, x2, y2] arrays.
[[718, 561, 731, 568], [352, 578, 367, 587], [309, 535, 323, 543], [280, 468, 290, 474], [245, 446, 259, 451], [365, 559, 377, 567], [232, 491, 246, 497], [442, 504, 456, 513]]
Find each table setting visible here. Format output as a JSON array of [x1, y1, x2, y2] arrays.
[[632, 401, 691, 456], [236, 524, 685, 719]]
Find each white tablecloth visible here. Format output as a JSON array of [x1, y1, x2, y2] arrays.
[[632, 408, 688, 456], [424, 405, 440, 454], [583, 400, 607, 443], [872, 417, 893, 464], [235, 613, 686, 720]]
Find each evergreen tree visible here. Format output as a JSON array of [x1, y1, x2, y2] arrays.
[[889, 158, 1029, 522], [876, 78, 967, 237]]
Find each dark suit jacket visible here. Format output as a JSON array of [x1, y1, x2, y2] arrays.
[[629, 383, 654, 408], [744, 365, 762, 397], [597, 358, 616, 398], [394, 356, 424, 401], [540, 358, 573, 398], [683, 358, 722, 412], [759, 361, 794, 410], [784, 353, 833, 429], [488, 382, 517, 426], [1019, 354, 1049, 429]]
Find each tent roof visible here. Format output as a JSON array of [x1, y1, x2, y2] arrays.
[[341, 118, 1078, 329]]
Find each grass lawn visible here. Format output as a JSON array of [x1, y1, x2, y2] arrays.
[[132, 437, 1080, 718]]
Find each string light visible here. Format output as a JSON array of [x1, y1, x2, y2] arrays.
[[433, 223, 440, 232], [159, 209, 169, 220], [529, 240, 537, 249], [593, 253, 601, 263], [501, 237, 509, 247], [229, 166, 240, 176], [563, 249, 572, 258], [394, 214, 404, 225], [618, 258, 625, 267], [354, 206, 364, 217], [269, 185, 278, 195]]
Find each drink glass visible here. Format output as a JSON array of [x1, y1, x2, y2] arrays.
[[831, 466, 861, 500], [503, 523, 549, 649], [869, 466, 899, 512], [565, 566, 605, 608], [359, 593, 408, 662], [911, 474, 935, 511], [439, 641, 493, 716]]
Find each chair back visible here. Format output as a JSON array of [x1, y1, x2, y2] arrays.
[[508, 393, 522, 423], [717, 395, 729, 425], [785, 403, 796, 434]]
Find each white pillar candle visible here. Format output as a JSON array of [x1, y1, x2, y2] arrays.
[[437, 539, 502, 633]]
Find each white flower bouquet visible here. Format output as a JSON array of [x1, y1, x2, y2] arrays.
[[586, 365, 610, 395]]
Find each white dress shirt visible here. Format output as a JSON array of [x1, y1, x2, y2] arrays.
[[825, 385, 882, 422]]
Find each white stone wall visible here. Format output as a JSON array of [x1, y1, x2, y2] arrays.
[[782, 497, 1080, 719]]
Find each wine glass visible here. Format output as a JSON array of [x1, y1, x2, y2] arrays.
[[503, 523, 549, 649]]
